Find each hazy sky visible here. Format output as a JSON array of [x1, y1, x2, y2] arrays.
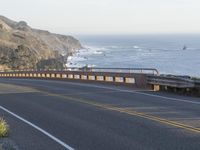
[[0, 0, 200, 35]]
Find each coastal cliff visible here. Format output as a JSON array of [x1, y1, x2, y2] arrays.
[[0, 15, 82, 70]]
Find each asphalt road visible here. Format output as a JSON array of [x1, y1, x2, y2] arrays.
[[0, 78, 200, 150]]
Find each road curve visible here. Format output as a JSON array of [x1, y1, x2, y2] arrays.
[[0, 78, 200, 150]]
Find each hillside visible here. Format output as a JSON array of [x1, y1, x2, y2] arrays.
[[0, 15, 82, 70]]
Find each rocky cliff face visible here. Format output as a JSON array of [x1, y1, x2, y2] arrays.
[[0, 15, 82, 70]]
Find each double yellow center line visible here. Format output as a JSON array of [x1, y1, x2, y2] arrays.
[[41, 91, 200, 134]]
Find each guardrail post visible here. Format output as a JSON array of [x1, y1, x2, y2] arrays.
[[105, 76, 114, 82], [42, 73, 46, 78], [96, 76, 104, 81], [74, 75, 80, 79], [68, 74, 74, 79], [88, 75, 95, 81], [115, 77, 124, 83], [37, 73, 41, 77], [51, 74, 55, 78], [153, 85, 160, 91], [81, 75, 87, 80], [62, 74, 67, 78], [125, 77, 135, 84]]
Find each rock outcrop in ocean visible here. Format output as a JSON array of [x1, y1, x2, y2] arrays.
[[0, 15, 82, 70]]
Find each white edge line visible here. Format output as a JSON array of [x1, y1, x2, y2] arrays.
[[97, 85, 200, 105], [58, 81, 200, 105], [131, 91, 200, 105], [0, 105, 74, 150]]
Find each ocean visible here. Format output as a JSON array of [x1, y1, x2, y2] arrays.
[[66, 34, 200, 77]]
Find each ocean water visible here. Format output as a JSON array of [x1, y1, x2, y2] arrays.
[[67, 34, 200, 77]]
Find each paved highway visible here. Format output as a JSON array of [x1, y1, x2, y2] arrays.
[[0, 78, 200, 150]]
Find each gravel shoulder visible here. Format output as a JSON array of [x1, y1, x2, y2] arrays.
[[0, 138, 19, 150]]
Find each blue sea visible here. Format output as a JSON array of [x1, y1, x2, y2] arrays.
[[67, 34, 200, 77]]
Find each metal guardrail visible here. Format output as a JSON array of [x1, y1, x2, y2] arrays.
[[147, 75, 195, 88], [86, 68, 159, 75], [194, 80, 200, 88]]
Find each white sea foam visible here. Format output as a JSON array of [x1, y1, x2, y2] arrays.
[[133, 46, 140, 49], [93, 51, 103, 54], [67, 56, 73, 61], [66, 46, 105, 68], [107, 46, 119, 49]]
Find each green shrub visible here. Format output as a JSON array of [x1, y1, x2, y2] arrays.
[[0, 118, 9, 138]]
